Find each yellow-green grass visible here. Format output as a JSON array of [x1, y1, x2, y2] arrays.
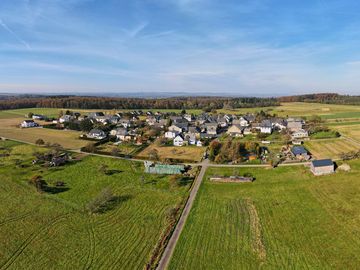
[[170, 161, 360, 269], [0, 142, 192, 269], [331, 124, 360, 143], [0, 118, 87, 149], [305, 138, 359, 159], [97, 142, 143, 155], [137, 144, 205, 162], [219, 102, 360, 119]]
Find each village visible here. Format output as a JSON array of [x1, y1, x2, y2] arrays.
[[19, 109, 336, 176]]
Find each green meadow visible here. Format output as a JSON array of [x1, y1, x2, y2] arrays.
[[170, 162, 360, 269], [0, 141, 192, 269]]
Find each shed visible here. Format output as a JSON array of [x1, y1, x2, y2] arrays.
[[311, 159, 334, 176]]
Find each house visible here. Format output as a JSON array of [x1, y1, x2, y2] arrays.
[[287, 118, 304, 132], [88, 112, 105, 119], [292, 129, 309, 139], [168, 124, 183, 133], [87, 129, 106, 140], [311, 159, 335, 176], [243, 127, 253, 135], [188, 126, 201, 138], [259, 120, 272, 134], [20, 120, 38, 128], [243, 114, 256, 123], [173, 134, 185, 146], [119, 119, 132, 128], [110, 128, 132, 141], [217, 116, 228, 128], [185, 134, 197, 145], [183, 114, 194, 122], [59, 114, 74, 123], [291, 146, 310, 160], [227, 125, 244, 137], [196, 140, 203, 147], [165, 130, 180, 139], [233, 117, 249, 127], [273, 118, 287, 130], [32, 114, 45, 120], [205, 123, 218, 135]]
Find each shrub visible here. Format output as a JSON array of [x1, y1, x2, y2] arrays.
[[35, 138, 45, 145]]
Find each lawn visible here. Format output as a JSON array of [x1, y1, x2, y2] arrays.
[[305, 138, 359, 159], [137, 144, 206, 162], [170, 161, 360, 269], [0, 141, 193, 269], [97, 142, 145, 156]]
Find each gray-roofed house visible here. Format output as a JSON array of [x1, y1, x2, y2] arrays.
[[291, 146, 310, 160], [87, 129, 106, 140], [311, 159, 335, 176]]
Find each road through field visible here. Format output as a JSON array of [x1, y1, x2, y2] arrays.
[[157, 159, 209, 270]]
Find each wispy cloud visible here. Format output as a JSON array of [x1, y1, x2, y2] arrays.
[[0, 18, 31, 49]]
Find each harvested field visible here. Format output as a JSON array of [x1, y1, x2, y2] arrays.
[[305, 138, 359, 159], [137, 144, 205, 162]]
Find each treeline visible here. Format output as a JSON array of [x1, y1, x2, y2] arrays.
[[0, 95, 279, 110], [279, 93, 360, 105]]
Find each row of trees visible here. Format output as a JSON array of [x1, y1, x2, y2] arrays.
[[279, 93, 360, 105], [0, 95, 279, 110]]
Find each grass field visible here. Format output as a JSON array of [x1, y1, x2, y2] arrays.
[[219, 102, 360, 120], [305, 138, 360, 159], [137, 144, 205, 162], [170, 161, 360, 269], [0, 118, 87, 149], [0, 141, 192, 269], [97, 142, 144, 156], [331, 124, 360, 143]]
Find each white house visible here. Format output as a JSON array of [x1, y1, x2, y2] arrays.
[[59, 115, 74, 123], [173, 135, 185, 146], [292, 129, 309, 139], [20, 120, 38, 128], [168, 125, 183, 133], [233, 117, 249, 127], [165, 131, 180, 139], [32, 114, 44, 120], [87, 129, 106, 140]]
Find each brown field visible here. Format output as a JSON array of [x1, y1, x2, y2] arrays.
[[0, 118, 87, 149], [137, 144, 205, 162], [305, 138, 360, 159]]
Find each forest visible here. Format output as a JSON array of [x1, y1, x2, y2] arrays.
[[0, 95, 279, 110]]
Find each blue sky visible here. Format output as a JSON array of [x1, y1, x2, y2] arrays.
[[1, 0, 360, 95]]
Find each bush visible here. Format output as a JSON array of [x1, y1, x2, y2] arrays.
[[87, 187, 116, 214], [35, 138, 45, 145]]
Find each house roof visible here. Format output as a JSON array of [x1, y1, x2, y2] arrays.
[[291, 146, 308, 155], [312, 159, 333, 167]]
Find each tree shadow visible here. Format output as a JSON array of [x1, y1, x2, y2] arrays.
[[99, 194, 133, 213], [177, 176, 194, 186], [105, 169, 123, 176]]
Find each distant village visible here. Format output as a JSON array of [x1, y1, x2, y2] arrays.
[[20, 109, 336, 176]]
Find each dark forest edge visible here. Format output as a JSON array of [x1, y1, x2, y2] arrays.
[[0, 93, 359, 110]]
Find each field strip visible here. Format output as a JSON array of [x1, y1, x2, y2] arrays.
[[157, 161, 208, 270], [246, 198, 266, 262], [0, 212, 33, 227]]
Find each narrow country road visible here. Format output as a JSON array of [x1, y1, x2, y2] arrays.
[[157, 159, 209, 270]]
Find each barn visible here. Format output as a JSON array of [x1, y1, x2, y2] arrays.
[[310, 159, 335, 176]]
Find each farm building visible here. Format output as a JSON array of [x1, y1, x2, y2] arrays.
[[20, 120, 38, 128], [291, 146, 310, 160], [144, 161, 185, 174], [310, 159, 335, 176]]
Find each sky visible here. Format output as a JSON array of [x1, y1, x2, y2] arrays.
[[1, 0, 360, 96]]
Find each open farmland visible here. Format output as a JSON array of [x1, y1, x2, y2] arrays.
[[305, 138, 360, 159], [0, 141, 192, 269], [330, 124, 360, 144], [137, 144, 205, 162], [219, 102, 360, 120], [0, 118, 87, 149], [169, 161, 360, 269]]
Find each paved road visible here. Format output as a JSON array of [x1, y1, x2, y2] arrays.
[[157, 159, 209, 270]]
